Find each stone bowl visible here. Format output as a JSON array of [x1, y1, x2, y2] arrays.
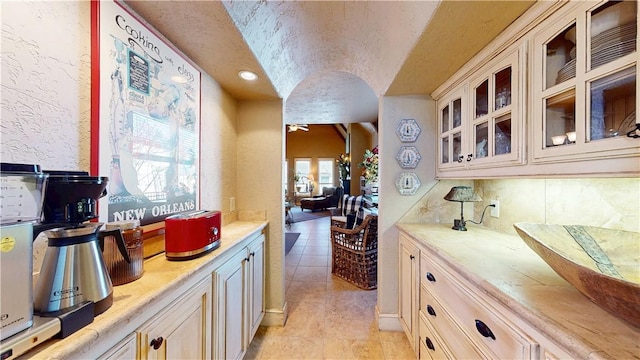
[[514, 223, 640, 328]]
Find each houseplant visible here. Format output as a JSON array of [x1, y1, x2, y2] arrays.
[[359, 146, 379, 193], [359, 146, 379, 183], [336, 153, 351, 194]]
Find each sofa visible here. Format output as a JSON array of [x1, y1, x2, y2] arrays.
[[300, 186, 343, 212]]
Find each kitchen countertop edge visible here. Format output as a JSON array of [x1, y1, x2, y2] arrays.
[[22, 220, 268, 359], [396, 222, 639, 360]]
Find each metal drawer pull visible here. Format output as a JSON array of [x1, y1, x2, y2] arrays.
[[427, 305, 436, 317], [475, 319, 496, 340], [150, 336, 164, 350], [426, 272, 436, 282], [425, 337, 435, 351]]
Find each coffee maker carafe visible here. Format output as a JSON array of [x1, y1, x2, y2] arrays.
[[34, 223, 130, 315]]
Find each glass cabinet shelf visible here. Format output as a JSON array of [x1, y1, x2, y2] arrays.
[[533, 0, 638, 162]]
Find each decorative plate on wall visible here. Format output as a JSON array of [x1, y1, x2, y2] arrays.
[[395, 172, 421, 195], [396, 119, 421, 143], [396, 146, 421, 169]]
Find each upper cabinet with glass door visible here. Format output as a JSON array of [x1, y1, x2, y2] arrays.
[[532, 0, 639, 164], [436, 44, 525, 177], [438, 87, 467, 171], [468, 46, 526, 169]]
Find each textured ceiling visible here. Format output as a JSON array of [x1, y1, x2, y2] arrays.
[[124, 1, 534, 125]]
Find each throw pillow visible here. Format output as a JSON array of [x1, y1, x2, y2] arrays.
[[346, 211, 364, 229], [346, 213, 356, 229]]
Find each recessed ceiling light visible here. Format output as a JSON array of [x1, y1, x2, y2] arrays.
[[238, 70, 258, 81]]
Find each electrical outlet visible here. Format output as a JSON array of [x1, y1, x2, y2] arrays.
[[230, 197, 236, 212], [490, 200, 500, 218]]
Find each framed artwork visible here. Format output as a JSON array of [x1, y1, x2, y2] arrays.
[[396, 146, 422, 169], [91, 0, 201, 226], [396, 118, 421, 142], [395, 172, 421, 195]]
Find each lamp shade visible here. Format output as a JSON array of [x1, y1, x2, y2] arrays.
[[307, 174, 315, 181], [444, 186, 482, 202]]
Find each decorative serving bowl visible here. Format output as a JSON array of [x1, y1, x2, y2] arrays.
[[513, 223, 640, 328]]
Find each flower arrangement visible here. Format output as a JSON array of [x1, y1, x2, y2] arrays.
[[336, 153, 351, 180], [359, 146, 379, 184]]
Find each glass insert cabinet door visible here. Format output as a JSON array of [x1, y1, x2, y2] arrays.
[[468, 46, 521, 166], [533, 0, 638, 162], [438, 87, 466, 169], [473, 66, 513, 160]]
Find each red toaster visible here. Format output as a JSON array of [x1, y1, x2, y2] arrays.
[[164, 210, 221, 261]]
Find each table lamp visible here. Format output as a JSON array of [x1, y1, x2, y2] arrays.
[[444, 186, 482, 231]]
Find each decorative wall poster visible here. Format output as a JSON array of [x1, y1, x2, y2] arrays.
[[91, 1, 201, 225]]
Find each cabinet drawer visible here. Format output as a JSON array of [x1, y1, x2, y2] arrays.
[[419, 312, 450, 360], [421, 252, 538, 359], [420, 285, 484, 359]]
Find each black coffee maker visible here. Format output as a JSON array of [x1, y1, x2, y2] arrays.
[[34, 170, 130, 316], [40, 170, 108, 224]]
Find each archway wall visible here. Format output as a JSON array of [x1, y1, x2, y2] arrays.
[[377, 94, 437, 329]]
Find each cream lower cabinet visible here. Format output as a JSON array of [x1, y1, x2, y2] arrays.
[[399, 233, 420, 352], [138, 276, 212, 359], [97, 334, 137, 360], [420, 251, 537, 359], [212, 233, 265, 360], [246, 234, 265, 340], [399, 231, 578, 360]]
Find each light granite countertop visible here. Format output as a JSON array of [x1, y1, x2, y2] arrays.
[[20, 220, 268, 359], [396, 223, 639, 360]]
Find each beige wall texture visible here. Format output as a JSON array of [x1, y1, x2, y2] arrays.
[[236, 100, 286, 323], [0, 1, 240, 222], [377, 95, 435, 330]]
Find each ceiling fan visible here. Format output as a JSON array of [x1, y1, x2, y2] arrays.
[[288, 124, 309, 132]]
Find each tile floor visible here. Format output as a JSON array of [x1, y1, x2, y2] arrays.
[[245, 210, 416, 359]]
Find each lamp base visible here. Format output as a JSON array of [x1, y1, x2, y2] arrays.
[[451, 219, 467, 231]]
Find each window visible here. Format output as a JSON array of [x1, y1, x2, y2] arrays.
[[294, 158, 311, 193], [318, 158, 334, 190]]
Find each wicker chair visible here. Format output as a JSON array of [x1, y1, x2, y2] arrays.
[[330, 194, 364, 228], [330, 214, 378, 290]]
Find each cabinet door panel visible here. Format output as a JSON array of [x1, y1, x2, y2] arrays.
[[166, 308, 204, 359], [97, 333, 136, 360], [214, 251, 247, 360], [138, 278, 211, 360], [532, 0, 639, 165], [437, 87, 467, 171], [399, 234, 420, 351], [247, 236, 265, 341]]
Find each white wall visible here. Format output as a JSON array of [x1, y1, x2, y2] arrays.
[[377, 95, 435, 330]]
